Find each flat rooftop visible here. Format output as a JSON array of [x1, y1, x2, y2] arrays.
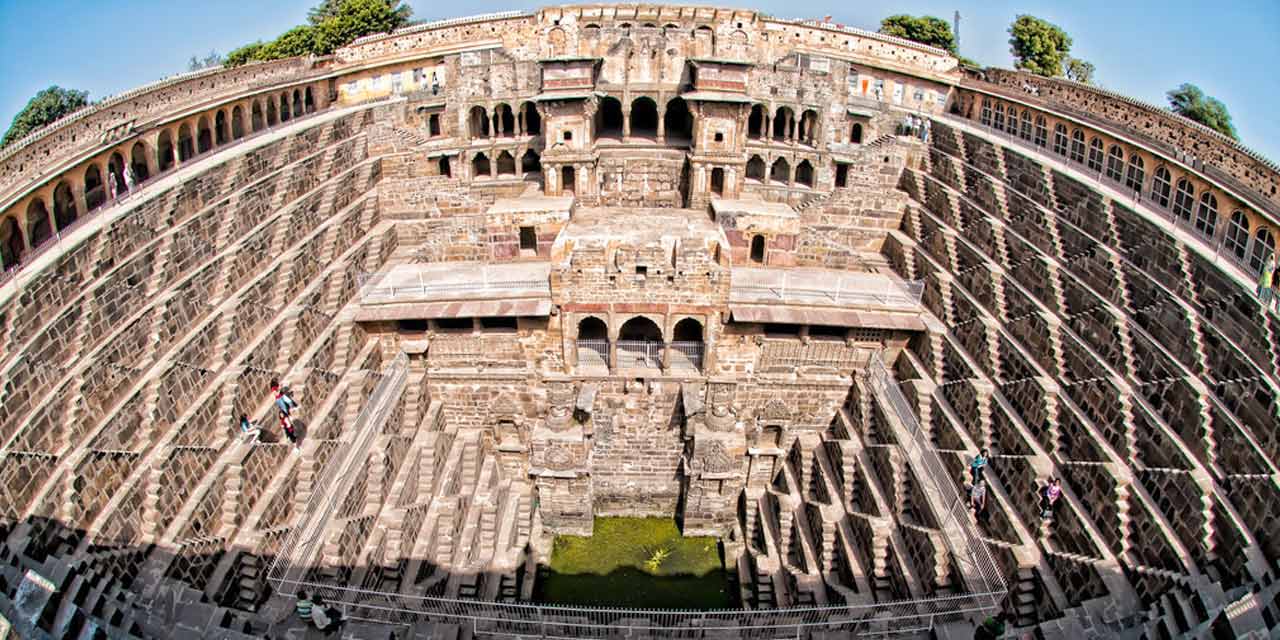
[[356, 261, 551, 321], [552, 207, 729, 261], [729, 266, 925, 331]]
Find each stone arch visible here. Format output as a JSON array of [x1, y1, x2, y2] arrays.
[[1105, 145, 1125, 182], [157, 130, 176, 171], [266, 99, 278, 126], [748, 104, 765, 139], [993, 103, 1005, 131], [214, 110, 229, 146], [304, 87, 316, 113], [1053, 123, 1069, 156], [472, 152, 491, 177], [664, 97, 692, 142], [130, 142, 150, 183], [1124, 155, 1145, 192], [495, 103, 515, 136], [772, 106, 794, 141], [1172, 177, 1195, 221], [1151, 166, 1173, 208], [1033, 115, 1048, 147], [693, 24, 715, 56], [53, 181, 77, 230], [252, 101, 265, 131], [746, 155, 766, 182], [496, 150, 516, 176], [1195, 192, 1218, 239], [279, 93, 291, 121], [583, 24, 601, 38], [1086, 137, 1104, 172], [710, 167, 725, 196], [84, 164, 105, 211], [750, 234, 766, 263], [520, 102, 541, 135], [521, 149, 541, 173], [197, 116, 213, 154], [597, 96, 623, 137], [770, 157, 790, 183], [0, 215, 22, 268], [177, 123, 195, 161], [231, 106, 245, 139], [292, 90, 303, 118], [850, 122, 863, 144], [1019, 110, 1033, 140], [1069, 129, 1085, 163], [469, 105, 490, 138], [798, 109, 819, 145], [1225, 210, 1250, 260], [108, 152, 128, 194], [1250, 227, 1275, 274], [27, 199, 52, 248], [631, 96, 658, 138], [547, 26, 568, 56], [577, 316, 608, 340], [673, 317, 704, 342], [795, 160, 814, 187], [619, 316, 663, 342]]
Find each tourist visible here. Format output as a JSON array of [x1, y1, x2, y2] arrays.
[[922, 119, 931, 143], [310, 595, 343, 635], [124, 165, 137, 192], [1270, 258, 1280, 312], [107, 170, 118, 201], [1039, 478, 1062, 519], [970, 449, 989, 484], [974, 612, 1009, 639], [239, 413, 260, 442], [272, 379, 299, 417], [970, 478, 987, 514], [294, 590, 313, 624], [280, 411, 300, 453], [1257, 260, 1274, 306]]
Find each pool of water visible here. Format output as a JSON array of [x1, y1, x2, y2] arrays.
[[533, 517, 735, 610]]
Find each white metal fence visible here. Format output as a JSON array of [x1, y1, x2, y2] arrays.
[[735, 273, 924, 309], [576, 339, 609, 368], [358, 271, 547, 301], [616, 340, 662, 369]]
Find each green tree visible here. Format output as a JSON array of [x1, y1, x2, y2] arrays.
[[225, 41, 268, 67], [2, 86, 90, 148], [312, 0, 414, 54], [1167, 83, 1238, 140], [878, 14, 957, 54], [1008, 14, 1073, 77], [264, 25, 321, 59], [308, 0, 411, 27], [1063, 57, 1095, 84], [187, 50, 224, 72]]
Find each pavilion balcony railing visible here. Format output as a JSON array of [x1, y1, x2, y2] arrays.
[[616, 340, 662, 370], [575, 339, 609, 369], [358, 272, 548, 301], [668, 341, 704, 371], [944, 113, 1277, 285], [736, 274, 924, 309]]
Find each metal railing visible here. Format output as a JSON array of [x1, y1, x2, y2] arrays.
[[271, 577, 1002, 639], [359, 272, 548, 301], [668, 341, 704, 371], [575, 339, 609, 368], [616, 340, 662, 370], [760, 339, 863, 371], [866, 351, 1008, 596], [735, 273, 925, 309], [266, 352, 409, 585]]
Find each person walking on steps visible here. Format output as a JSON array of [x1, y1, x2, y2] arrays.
[[239, 413, 261, 443], [970, 478, 987, 515], [974, 612, 1009, 639], [970, 449, 990, 484], [1040, 478, 1062, 520], [295, 590, 314, 625]]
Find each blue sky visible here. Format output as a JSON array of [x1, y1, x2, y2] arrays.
[[2, 0, 1277, 160]]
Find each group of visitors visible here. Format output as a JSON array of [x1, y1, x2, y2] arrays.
[[1256, 257, 1279, 313], [237, 380, 301, 452], [295, 591, 344, 635], [900, 114, 931, 142], [967, 449, 1062, 522]]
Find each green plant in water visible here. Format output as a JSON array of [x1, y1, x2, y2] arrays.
[[642, 546, 671, 573]]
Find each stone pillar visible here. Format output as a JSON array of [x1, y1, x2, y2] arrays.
[[490, 113, 498, 140], [763, 114, 771, 140], [623, 111, 632, 141], [657, 109, 665, 144]]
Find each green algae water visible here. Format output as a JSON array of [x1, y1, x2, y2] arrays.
[[534, 517, 735, 609]]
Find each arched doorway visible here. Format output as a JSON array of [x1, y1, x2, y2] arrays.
[[521, 150, 541, 174], [795, 160, 814, 188], [177, 124, 195, 162], [279, 94, 291, 122], [746, 156, 766, 182], [231, 106, 245, 139], [670, 317, 704, 371], [496, 151, 516, 176], [521, 102, 541, 135], [108, 152, 128, 195], [748, 105, 765, 139], [292, 90, 303, 119], [561, 166, 576, 193], [0, 216, 22, 269], [84, 165, 105, 211], [495, 104, 515, 137], [438, 157, 451, 177], [27, 200, 52, 248], [131, 142, 150, 182], [472, 153, 491, 178], [53, 181, 77, 230], [469, 106, 490, 138], [798, 110, 818, 145], [770, 158, 790, 184], [266, 100, 278, 126], [750, 235, 765, 263], [215, 111, 228, 145], [631, 97, 658, 138], [850, 123, 863, 144], [252, 101, 265, 131], [304, 87, 315, 113], [617, 316, 663, 369], [197, 117, 213, 154], [597, 97, 623, 138], [664, 97, 692, 143], [577, 316, 609, 369], [772, 107, 794, 141], [157, 130, 176, 171], [710, 167, 725, 196]]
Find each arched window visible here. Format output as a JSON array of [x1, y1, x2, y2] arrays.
[[750, 235, 766, 263], [214, 110, 228, 146], [664, 97, 692, 142], [577, 316, 609, 368], [618, 317, 663, 369], [1249, 228, 1275, 274], [1224, 211, 1250, 260], [1069, 130, 1085, 163], [1086, 138, 1104, 172], [597, 97, 623, 138], [26, 199, 51, 248], [108, 152, 128, 195], [795, 160, 814, 187], [1052, 124, 1068, 156], [1033, 116, 1048, 147], [157, 130, 176, 172], [472, 152, 491, 177], [770, 157, 790, 183], [521, 102, 541, 135], [671, 317, 705, 370], [521, 149, 541, 173], [1019, 110, 1033, 140], [266, 99, 278, 126], [850, 122, 863, 144], [280, 93, 291, 121], [748, 105, 765, 138], [1124, 155, 1145, 193], [773, 106, 794, 141], [980, 99, 992, 126], [710, 167, 725, 195], [1194, 192, 1218, 239], [231, 106, 245, 139], [631, 97, 658, 138], [197, 116, 213, 154], [131, 141, 149, 182], [496, 151, 516, 176], [746, 155, 766, 181], [0, 215, 23, 268], [304, 87, 315, 113], [495, 103, 515, 136], [53, 181, 77, 231], [799, 110, 819, 145], [84, 165, 105, 211], [252, 101, 265, 131], [178, 123, 195, 161], [992, 104, 1005, 131], [1151, 167, 1172, 208], [292, 90, 303, 119], [469, 106, 490, 138], [1172, 178, 1195, 221], [1105, 145, 1125, 182]]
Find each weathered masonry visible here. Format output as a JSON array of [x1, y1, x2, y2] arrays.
[[0, 4, 1276, 640]]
